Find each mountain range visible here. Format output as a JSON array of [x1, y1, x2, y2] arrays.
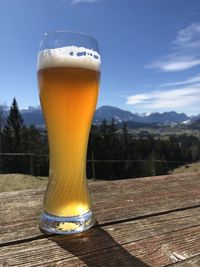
[[94, 106, 192, 124], [1, 105, 199, 127]]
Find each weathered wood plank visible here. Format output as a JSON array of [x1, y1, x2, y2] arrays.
[[0, 172, 200, 244], [129, 226, 200, 266], [41, 225, 200, 267], [1, 207, 200, 266], [167, 254, 200, 266], [40, 245, 150, 267]]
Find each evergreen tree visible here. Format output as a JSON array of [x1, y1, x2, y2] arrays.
[[2, 98, 24, 152], [21, 125, 41, 153], [0, 105, 3, 153], [0, 105, 3, 173], [99, 119, 108, 135], [108, 118, 118, 133], [122, 123, 129, 149]]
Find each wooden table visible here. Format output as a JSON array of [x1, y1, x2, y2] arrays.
[[0, 172, 200, 267]]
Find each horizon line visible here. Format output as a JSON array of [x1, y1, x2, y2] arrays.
[[1, 103, 199, 116]]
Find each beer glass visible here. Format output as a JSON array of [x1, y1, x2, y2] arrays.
[[37, 31, 100, 234]]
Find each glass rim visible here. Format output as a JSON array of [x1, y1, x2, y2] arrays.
[[42, 30, 99, 45]]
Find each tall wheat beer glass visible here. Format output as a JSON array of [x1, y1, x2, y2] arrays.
[[37, 32, 100, 234]]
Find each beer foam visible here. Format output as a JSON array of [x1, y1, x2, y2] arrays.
[[37, 46, 101, 71]]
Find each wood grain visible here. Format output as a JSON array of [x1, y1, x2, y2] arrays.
[[1, 172, 200, 245], [167, 255, 200, 266], [1, 207, 200, 266]]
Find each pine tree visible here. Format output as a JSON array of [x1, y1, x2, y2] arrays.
[[122, 123, 128, 146], [0, 105, 3, 153], [2, 98, 24, 152], [21, 125, 41, 153], [99, 119, 108, 135], [108, 118, 118, 133], [0, 105, 3, 173]]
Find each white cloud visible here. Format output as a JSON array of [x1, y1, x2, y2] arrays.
[[174, 22, 200, 49], [148, 57, 200, 72], [148, 22, 200, 72], [72, 0, 98, 4], [159, 73, 200, 87], [126, 85, 200, 111]]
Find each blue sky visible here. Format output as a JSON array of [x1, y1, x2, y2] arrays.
[[0, 0, 200, 114]]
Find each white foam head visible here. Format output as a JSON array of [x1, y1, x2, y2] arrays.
[[37, 46, 101, 71]]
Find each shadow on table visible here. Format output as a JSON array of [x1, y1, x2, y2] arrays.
[[51, 227, 150, 267]]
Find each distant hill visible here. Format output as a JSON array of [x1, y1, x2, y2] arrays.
[[143, 111, 189, 124], [94, 106, 190, 124], [0, 105, 45, 127], [189, 118, 200, 129], [94, 106, 142, 123], [22, 112, 45, 127], [1, 104, 199, 127]]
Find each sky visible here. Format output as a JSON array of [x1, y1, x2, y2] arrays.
[[0, 0, 200, 115]]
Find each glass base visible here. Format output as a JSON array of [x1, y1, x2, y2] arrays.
[[39, 210, 95, 235]]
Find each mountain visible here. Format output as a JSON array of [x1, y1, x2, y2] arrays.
[[189, 118, 200, 129], [0, 104, 9, 111], [0, 105, 45, 127], [142, 111, 189, 124], [94, 106, 190, 124], [21, 106, 45, 127], [1, 104, 199, 126], [94, 106, 142, 123], [21, 106, 41, 113]]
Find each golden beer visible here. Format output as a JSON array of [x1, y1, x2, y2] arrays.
[[37, 39, 100, 234], [38, 66, 99, 217]]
